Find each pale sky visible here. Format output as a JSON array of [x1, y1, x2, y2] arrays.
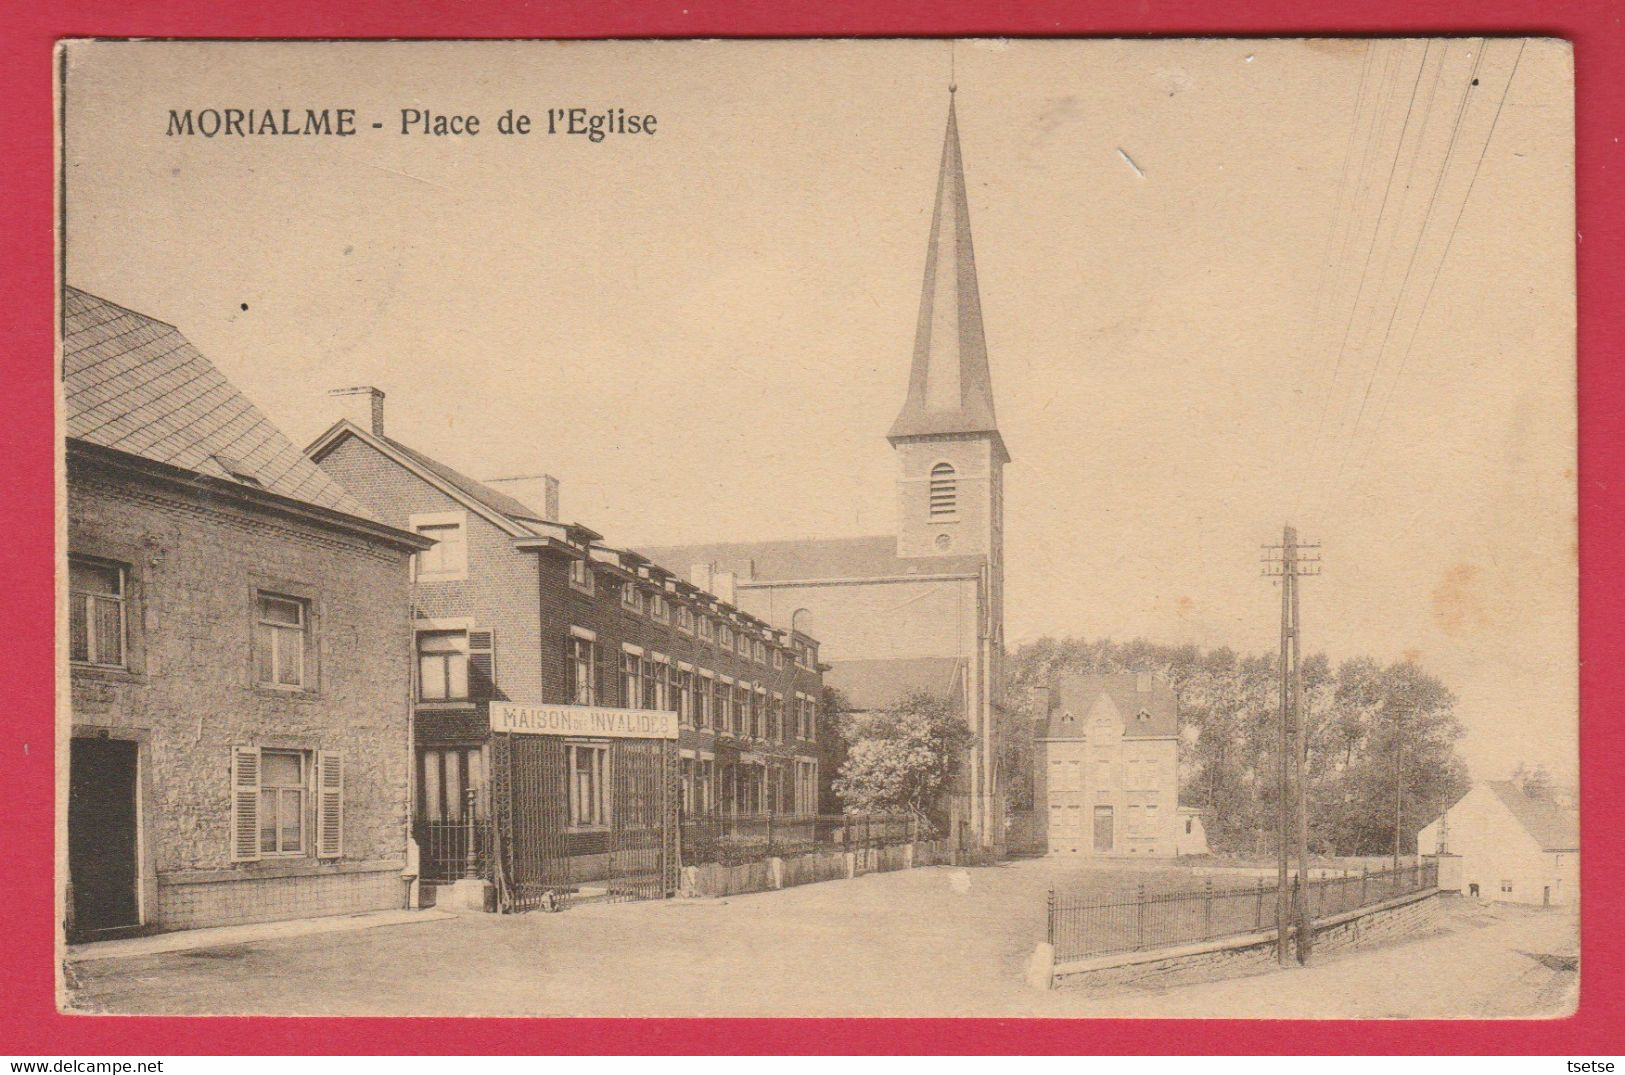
[[62, 38, 1576, 782]]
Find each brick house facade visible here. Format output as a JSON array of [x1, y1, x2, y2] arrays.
[[63, 289, 429, 939], [306, 398, 825, 881], [1034, 674, 1183, 857]]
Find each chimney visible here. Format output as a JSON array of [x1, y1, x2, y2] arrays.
[[483, 474, 561, 522], [690, 562, 714, 593], [329, 386, 385, 436]]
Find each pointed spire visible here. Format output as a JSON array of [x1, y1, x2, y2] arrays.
[[888, 91, 1008, 462]]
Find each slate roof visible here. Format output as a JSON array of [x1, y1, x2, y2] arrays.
[[888, 95, 1007, 463], [373, 430, 548, 526], [823, 656, 966, 712], [638, 534, 986, 583], [1039, 673, 1181, 740], [63, 286, 372, 518], [1484, 780, 1579, 851]]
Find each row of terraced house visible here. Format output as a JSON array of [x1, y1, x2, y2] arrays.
[[62, 286, 826, 940]]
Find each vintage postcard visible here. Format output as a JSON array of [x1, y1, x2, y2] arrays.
[[56, 37, 1576, 1019]]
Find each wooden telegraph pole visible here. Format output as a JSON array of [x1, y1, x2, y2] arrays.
[[1263, 526, 1320, 965]]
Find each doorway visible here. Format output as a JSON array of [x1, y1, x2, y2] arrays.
[[1092, 805, 1114, 853], [68, 737, 141, 938]]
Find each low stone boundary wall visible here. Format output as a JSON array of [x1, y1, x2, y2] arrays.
[[1028, 887, 1441, 991], [679, 840, 946, 899]]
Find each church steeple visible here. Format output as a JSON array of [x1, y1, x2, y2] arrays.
[[888, 90, 1009, 464]]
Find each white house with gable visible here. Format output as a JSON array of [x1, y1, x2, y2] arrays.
[[1419, 780, 1579, 907]]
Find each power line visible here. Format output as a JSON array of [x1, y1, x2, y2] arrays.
[[1298, 42, 1431, 512], [1344, 39, 1527, 486], [1332, 41, 1489, 485]]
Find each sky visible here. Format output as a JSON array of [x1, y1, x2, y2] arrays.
[[61, 38, 1576, 783]]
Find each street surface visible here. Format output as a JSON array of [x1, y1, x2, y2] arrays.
[[65, 860, 1577, 1018]]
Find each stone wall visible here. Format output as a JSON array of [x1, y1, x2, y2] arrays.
[[1041, 889, 1442, 992], [679, 840, 944, 898]]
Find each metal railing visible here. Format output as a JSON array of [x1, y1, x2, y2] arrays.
[[415, 814, 493, 883], [679, 812, 920, 868], [1047, 860, 1439, 963]]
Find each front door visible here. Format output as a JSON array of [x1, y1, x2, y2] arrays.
[[1093, 805, 1114, 853], [69, 737, 140, 937]]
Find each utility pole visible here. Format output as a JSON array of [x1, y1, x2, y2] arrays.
[[1393, 707, 1405, 873], [1263, 525, 1320, 965]]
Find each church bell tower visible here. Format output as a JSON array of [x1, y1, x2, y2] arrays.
[[888, 88, 1009, 568]]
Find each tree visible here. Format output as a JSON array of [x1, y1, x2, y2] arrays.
[[833, 690, 975, 823], [1004, 636, 1472, 857]]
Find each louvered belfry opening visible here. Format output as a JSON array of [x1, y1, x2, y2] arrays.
[[929, 462, 958, 519]]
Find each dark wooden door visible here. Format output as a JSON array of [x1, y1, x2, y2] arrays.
[[69, 738, 140, 936]]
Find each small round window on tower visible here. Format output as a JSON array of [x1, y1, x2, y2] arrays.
[[935, 532, 953, 551]]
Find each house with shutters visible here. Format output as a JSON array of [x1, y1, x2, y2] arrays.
[[62, 287, 430, 940], [1033, 673, 1183, 857], [305, 394, 826, 889]]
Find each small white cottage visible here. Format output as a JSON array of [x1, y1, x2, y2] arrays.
[[1418, 780, 1579, 907]]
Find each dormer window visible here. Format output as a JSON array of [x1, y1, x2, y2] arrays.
[[929, 463, 957, 519]]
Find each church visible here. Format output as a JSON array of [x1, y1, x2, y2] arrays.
[[641, 90, 1009, 853]]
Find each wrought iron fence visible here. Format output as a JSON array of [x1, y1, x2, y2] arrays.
[[1047, 860, 1439, 963], [679, 812, 919, 867], [415, 815, 493, 883]]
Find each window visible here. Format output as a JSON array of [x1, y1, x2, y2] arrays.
[[1185, 818, 1193, 835], [736, 631, 751, 658], [676, 605, 695, 634], [770, 695, 784, 741], [231, 747, 342, 862], [1500, 879, 1514, 895], [69, 557, 126, 667], [567, 744, 610, 828], [649, 593, 671, 624], [621, 583, 644, 614], [418, 630, 470, 701], [699, 674, 716, 729], [929, 462, 957, 519], [699, 758, 715, 814], [257, 593, 308, 688], [718, 624, 734, 650], [420, 746, 485, 821], [739, 686, 755, 738], [752, 639, 766, 664], [412, 513, 468, 581], [569, 633, 597, 704], [677, 668, 694, 725], [621, 651, 645, 708], [772, 647, 785, 670], [646, 657, 668, 710], [568, 558, 594, 594], [699, 616, 715, 643]]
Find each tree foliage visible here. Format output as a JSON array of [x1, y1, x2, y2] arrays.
[[1005, 636, 1471, 856], [832, 689, 975, 822]]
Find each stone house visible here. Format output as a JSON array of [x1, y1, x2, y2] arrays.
[[1034, 674, 1182, 856], [1418, 780, 1579, 906], [63, 287, 429, 940]]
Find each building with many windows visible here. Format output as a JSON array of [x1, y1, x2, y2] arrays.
[[62, 287, 431, 939], [1033, 674, 1182, 857], [306, 396, 826, 886]]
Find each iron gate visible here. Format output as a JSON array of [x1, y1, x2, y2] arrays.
[[491, 732, 679, 911]]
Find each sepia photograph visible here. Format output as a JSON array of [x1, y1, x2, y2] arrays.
[[55, 36, 1577, 1020]]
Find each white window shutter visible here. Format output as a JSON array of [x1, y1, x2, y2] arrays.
[[230, 746, 261, 862], [316, 751, 344, 859]]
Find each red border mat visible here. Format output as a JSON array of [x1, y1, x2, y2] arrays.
[[3, 0, 1619, 1055]]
